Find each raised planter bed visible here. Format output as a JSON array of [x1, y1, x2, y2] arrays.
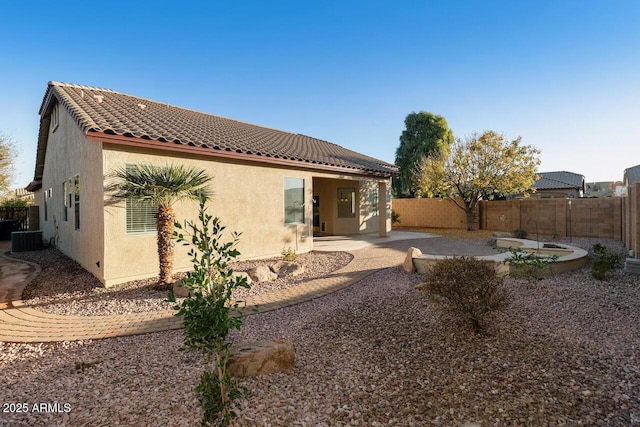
[[406, 238, 589, 276]]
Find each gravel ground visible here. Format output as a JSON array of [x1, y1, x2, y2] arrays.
[[1, 237, 639, 426], [9, 250, 352, 316]]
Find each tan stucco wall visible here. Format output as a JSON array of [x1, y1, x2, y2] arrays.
[[101, 144, 391, 286], [38, 105, 105, 279]]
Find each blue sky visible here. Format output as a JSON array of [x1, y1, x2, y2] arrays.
[[1, 0, 639, 188]]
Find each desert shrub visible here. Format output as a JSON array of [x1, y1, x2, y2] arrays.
[[513, 228, 528, 239], [506, 249, 558, 284], [591, 243, 621, 280], [281, 247, 298, 261], [419, 257, 507, 332]]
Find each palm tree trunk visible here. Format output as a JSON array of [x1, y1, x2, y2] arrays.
[[156, 205, 175, 285]]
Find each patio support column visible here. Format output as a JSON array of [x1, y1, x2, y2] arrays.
[[378, 181, 388, 237]]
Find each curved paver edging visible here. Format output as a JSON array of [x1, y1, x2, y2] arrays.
[[0, 251, 41, 309], [0, 245, 403, 343], [409, 238, 589, 276]]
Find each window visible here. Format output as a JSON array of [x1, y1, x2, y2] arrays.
[[284, 178, 304, 224], [62, 181, 69, 221], [126, 199, 157, 233], [369, 188, 379, 216], [44, 188, 52, 221], [74, 175, 80, 230], [337, 187, 356, 218], [51, 104, 59, 133], [125, 165, 157, 233]]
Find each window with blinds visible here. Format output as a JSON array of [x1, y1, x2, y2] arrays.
[[126, 199, 157, 233], [124, 165, 157, 233]]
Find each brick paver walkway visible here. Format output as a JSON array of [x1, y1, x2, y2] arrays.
[[0, 237, 433, 343]]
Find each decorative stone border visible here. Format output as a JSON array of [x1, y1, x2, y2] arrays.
[[405, 238, 589, 276]]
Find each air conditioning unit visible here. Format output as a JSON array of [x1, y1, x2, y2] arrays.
[[11, 231, 43, 252], [625, 258, 640, 275]]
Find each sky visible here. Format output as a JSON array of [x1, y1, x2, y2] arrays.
[[1, 0, 639, 189]]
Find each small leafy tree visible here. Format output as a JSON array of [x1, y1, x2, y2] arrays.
[[416, 131, 541, 230], [168, 196, 250, 427], [506, 249, 558, 284], [394, 111, 453, 197]]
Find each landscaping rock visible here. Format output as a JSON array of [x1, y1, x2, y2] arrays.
[[403, 247, 422, 273], [247, 265, 277, 282], [172, 279, 190, 298], [227, 339, 295, 377], [270, 261, 305, 277]]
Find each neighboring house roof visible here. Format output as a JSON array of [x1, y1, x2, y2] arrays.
[[625, 164, 640, 186], [28, 81, 398, 190], [14, 188, 34, 198], [533, 171, 585, 191]]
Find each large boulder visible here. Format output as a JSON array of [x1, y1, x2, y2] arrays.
[[404, 247, 422, 273], [227, 339, 295, 377], [270, 261, 305, 277], [247, 265, 277, 282]]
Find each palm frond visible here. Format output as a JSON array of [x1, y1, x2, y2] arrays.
[[106, 163, 213, 207]]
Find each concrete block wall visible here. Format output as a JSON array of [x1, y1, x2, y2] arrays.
[[392, 191, 638, 257], [480, 198, 623, 239], [391, 198, 475, 229]]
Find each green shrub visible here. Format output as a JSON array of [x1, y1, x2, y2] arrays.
[[506, 249, 558, 284], [169, 196, 250, 427], [591, 243, 620, 280], [513, 228, 528, 239], [0, 198, 31, 208], [391, 209, 401, 225], [419, 257, 507, 332], [281, 247, 298, 261]]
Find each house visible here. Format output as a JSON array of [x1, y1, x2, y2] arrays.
[[585, 181, 618, 198], [624, 164, 640, 187], [26, 81, 398, 287], [528, 171, 586, 199]]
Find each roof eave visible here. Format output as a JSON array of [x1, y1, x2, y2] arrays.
[[89, 132, 398, 178], [26, 180, 42, 192]]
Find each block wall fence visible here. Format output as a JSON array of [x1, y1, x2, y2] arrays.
[[392, 186, 640, 258], [391, 198, 477, 230]]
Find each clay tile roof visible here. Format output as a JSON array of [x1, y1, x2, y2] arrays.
[[533, 171, 585, 190], [41, 81, 398, 177]]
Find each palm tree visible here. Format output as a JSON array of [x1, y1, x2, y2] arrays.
[[107, 164, 212, 287]]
